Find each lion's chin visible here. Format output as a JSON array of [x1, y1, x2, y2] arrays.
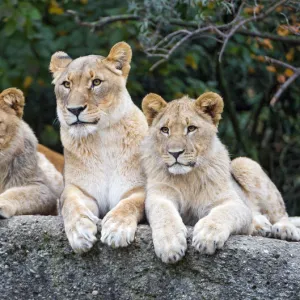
[[68, 124, 98, 138], [168, 164, 193, 175]]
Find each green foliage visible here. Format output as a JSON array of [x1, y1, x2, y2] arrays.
[[0, 0, 299, 214]]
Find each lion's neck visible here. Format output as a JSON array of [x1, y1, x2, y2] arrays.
[[99, 90, 135, 129]]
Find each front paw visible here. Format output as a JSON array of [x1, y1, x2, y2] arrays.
[[272, 222, 300, 241], [0, 200, 16, 219], [152, 224, 187, 264], [192, 219, 230, 255], [101, 211, 137, 248], [251, 214, 272, 238], [65, 214, 99, 254]]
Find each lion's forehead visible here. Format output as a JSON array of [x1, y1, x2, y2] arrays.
[[160, 101, 199, 127], [67, 55, 105, 71]]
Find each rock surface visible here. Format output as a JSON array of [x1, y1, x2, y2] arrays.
[[0, 216, 300, 300]]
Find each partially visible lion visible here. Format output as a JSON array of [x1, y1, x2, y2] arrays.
[[0, 88, 64, 218], [141, 92, 299, 264], [49, 42, 148, 253], [37, 144, 64, 174]]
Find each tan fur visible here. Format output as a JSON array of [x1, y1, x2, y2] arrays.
[[231, 157, 299, 240], [37, 144, 64, 174], [0, 88, 64, 218], [141, 92, 299, 264], [50, 42, 148, 253]]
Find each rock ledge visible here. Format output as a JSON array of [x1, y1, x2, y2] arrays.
[[0, 216, 300, 300]]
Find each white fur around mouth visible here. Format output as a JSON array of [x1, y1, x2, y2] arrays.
[[68, 124, 99, 138], [168, 163, 193, 175]]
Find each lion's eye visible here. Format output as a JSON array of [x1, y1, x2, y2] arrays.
[[92, 79, 102, 86], [62, 81, 70, 88], [160, 127, 169, 134], [187, 125, 197, 133]]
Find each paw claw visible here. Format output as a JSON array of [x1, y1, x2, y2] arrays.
[[192, 219, 230, 255], [153, 224, 187, 264], [272, 222, 300, 241], [65, 215, 98, 253], [101, 211, 137, 248]]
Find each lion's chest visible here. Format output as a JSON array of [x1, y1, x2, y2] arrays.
[[178, 184, 214, 225], [67, 155, 125, 217], [65, 140, 144, 218]]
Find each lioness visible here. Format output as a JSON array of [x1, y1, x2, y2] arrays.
[[141, 92, 299, 263], [0, 88, 63, 218], [50, 42, 148, 253]]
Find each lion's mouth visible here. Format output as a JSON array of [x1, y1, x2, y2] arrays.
[[70, 120, 99, 126], [169, 161, 196, 168]]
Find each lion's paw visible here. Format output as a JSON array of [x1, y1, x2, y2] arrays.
[[272, 221, 300, 241], [101, 211, 137, 248], [65, 215, 99, 253], [0, 199, 16, 219], [251, 214, 272, 238], [152, 224, 187, 264], [192, 219, 230, 255]]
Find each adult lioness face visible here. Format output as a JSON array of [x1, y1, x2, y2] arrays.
[[50, 42, 132, 137], [0, 88, 24, 151], [142, 92, 224, 175]]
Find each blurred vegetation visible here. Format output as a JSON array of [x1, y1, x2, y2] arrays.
[[0, 0, 299, 215]]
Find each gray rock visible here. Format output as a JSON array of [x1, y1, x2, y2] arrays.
[[0, 216, 300, 300]]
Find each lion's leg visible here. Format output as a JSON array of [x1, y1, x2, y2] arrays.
[[146, 191, 187, 264], [192, 196, 252, 255], [231, 157, 300, 241], [101, 187, 145, 248], [61, 184, 99, 253], [0, 184, 57, 218]]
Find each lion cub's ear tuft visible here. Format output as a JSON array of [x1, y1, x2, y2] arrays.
[[194, 92, 224, 126], [0, 88, 25, 118], [142, 93, 167, 126], [49, 51, 72, 81], [104, 42, 132, 78]]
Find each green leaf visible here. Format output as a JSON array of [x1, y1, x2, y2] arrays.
[[4, 19, 16, 36]]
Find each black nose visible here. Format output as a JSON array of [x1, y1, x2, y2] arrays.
[[67, 105, 87, 117], [168, 150, 185, 159]]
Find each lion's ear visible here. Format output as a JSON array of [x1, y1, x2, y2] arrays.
[[49, 51, 72, 81], [142, 93, 167, 126], [0, 88, 25, 118], [103, 42, 132, 78], [194, 92, 224, 126]]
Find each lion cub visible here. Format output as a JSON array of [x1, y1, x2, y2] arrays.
[[50, 42, 148, 253], [0, 88, 63, 218], [141, 92, 299, 263]]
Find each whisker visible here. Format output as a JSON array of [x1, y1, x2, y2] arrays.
[[52, 117, 59, 125]]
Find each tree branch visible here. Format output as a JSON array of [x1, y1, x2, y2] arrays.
[[218, 0, 288, 62], [66, 10, 139, 30], [270, 71, 300, 106], [236, 29, 300, 45], [263, 56, 300, 106], [264, 56, 298, 72]]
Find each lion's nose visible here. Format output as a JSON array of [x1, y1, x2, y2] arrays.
[[168, 150, 185, 159], [67, 105, 87, 117]]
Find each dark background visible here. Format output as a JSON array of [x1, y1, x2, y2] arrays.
[[0, 0, 299, 214]]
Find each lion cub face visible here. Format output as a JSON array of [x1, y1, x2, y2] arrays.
[[50, 42, 132, 137], [0, 88, 25, 150], [142, 92, 224, 175]]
